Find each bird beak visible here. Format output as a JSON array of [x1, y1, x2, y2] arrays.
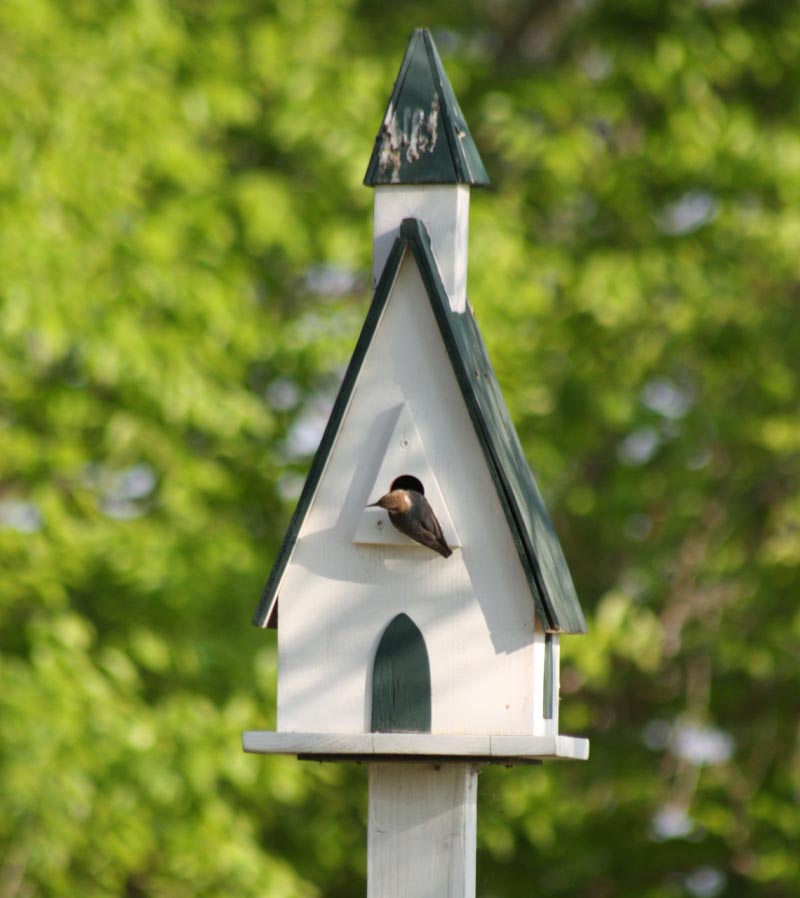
[[366, 501, 380, 508]]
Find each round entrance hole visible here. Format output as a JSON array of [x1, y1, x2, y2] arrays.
[[390, 474, 424, 495]]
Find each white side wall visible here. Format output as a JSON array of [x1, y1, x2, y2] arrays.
[[276, 253, 548, 737]]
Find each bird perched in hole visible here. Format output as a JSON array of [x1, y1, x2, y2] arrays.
[[367, 489, 452, 558]]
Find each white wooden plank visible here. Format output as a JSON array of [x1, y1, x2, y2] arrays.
[[555, 735, 591, 761], [242, 732, 373, 755], [243, 731, 589, 760], [368, 763, 477, 898], [490, 734, 557, 757], [371, 733, 490, 756]]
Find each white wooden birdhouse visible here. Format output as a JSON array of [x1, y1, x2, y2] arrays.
[[244, 29, 588, 768]]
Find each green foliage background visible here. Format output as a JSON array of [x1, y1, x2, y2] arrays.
[[2, 1, 799, 895]]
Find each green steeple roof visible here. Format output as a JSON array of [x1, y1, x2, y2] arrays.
[[364, 29, 490, 187]]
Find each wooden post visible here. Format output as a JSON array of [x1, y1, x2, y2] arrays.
[[368, 763, 479, 898]]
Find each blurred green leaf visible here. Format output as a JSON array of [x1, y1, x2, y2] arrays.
[[2, 2, 800, 896]]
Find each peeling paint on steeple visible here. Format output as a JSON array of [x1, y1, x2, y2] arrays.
[[364, 29, 490, 187]]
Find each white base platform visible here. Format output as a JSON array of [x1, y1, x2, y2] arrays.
[[242, 731, 589, 763]]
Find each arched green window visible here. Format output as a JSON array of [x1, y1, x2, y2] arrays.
[[370, 613, 431, 733]]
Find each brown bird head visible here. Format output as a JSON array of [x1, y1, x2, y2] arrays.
[[367, 489, 413, 514]]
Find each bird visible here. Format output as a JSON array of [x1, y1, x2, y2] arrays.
[[367, 488, 452, 558]]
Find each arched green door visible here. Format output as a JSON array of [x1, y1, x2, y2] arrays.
[[370, 613, 431, 733]]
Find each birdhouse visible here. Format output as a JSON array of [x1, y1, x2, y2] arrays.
[[244, 29, 588, 767]]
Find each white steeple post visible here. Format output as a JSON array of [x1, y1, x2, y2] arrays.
[[373, 184, 471, 313], [363, 26, 489, 316]]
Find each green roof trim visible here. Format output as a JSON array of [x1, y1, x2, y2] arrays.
[[254, 219, 586, 635], [364, 28, 490, 187]]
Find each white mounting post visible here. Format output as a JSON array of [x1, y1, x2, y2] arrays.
[[368, 763, 479, 898]]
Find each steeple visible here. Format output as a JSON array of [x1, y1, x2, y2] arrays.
[[364, 29, 490, 187], [366, 29, 489, 311]]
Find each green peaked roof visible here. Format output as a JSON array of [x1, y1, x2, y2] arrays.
[[364, 29, 490, 187], [253, 219, 586, 635]]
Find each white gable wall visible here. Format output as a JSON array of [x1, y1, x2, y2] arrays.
[[277, 252, 551, 737]]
